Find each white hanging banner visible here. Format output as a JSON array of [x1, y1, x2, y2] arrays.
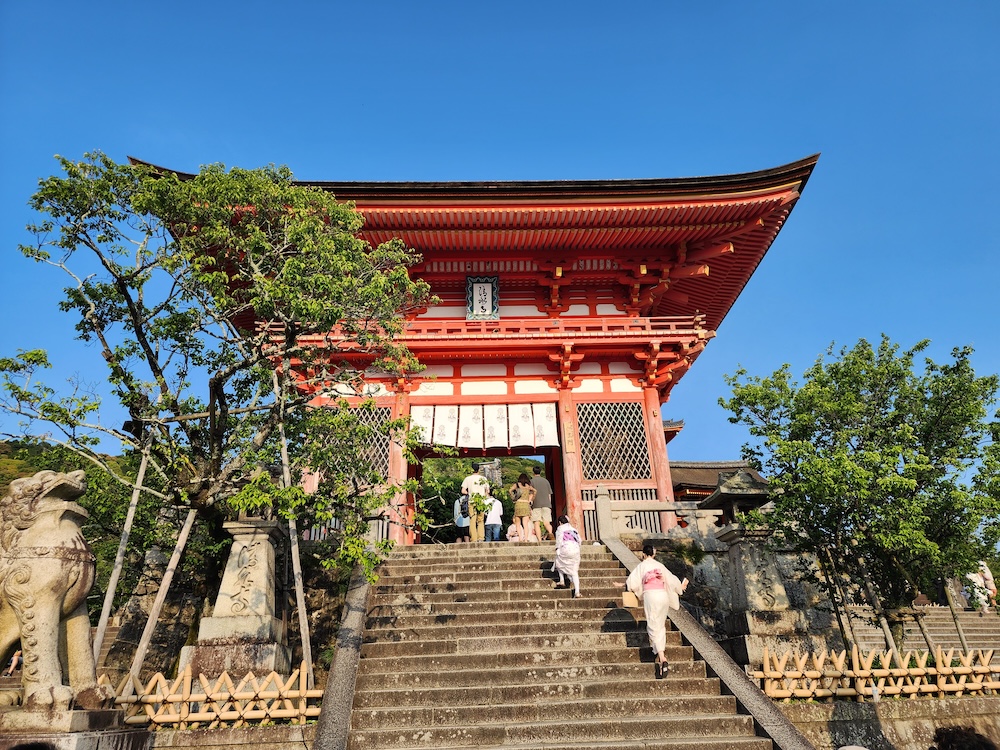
[[532, 402, 559, 447], [509, 403, 535, 447], [483, 404, 508, 449], [433, 405, 459, 446], [410, 405, 435, 445], [458, 405, 484, 449]]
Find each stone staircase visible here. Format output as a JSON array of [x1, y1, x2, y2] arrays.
[[851, 607, 1000, 653], [348, 542, 771, 750]]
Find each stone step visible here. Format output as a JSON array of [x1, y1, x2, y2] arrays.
[[372, 578, 622, 595], [389, 541, 579, 555], [349, 738, 770, 750], [351, 543, 771, 750], [354, 673, 717, 706], [380, 552, 617, 565], [361, 629, 670, 658], [346, 713, 759, 750], [369, 591, 641, 617], [351, 694, 740, 730], [376, 564, 624, 582], [357, 644, 695, 672], [363, 619, 679, 643], [354, 661, 709, 691], [371, 588, 624, 606], [365, 607, 656, 631]]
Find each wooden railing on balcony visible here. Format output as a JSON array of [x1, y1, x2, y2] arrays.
[[401, 315, 708, 341]]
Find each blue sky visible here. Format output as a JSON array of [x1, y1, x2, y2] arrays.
[[1, 1, 998, 462]]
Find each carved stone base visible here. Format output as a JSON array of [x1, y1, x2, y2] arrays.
[[719, 632, 831, 667], [719, 609, 831, 665], [0, 708, 150, 750], [178, 639, 291, 677]]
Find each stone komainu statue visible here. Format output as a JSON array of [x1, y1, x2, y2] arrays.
[[0, 469, 114, 710]]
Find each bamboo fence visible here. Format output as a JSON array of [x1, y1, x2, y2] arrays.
[[97, 662, 323, 729], [751, 646, 1000, 702]]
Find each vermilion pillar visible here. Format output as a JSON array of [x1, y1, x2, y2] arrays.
[[557, 387, 585, 533], [387, 387, 413, 544], [644, 385, 676, 529]]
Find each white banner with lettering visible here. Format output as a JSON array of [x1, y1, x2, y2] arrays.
[[413, 403, 560, 449]]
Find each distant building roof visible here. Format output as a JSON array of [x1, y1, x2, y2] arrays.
[[669, 460, 764, 491], [662, 420, 684, 445]]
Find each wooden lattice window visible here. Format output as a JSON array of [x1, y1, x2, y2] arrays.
[[577, 402, 651, 480], [354, 406, 392, 479]]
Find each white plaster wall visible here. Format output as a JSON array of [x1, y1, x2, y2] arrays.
[[515, 380, 556, 394], [576, 362, 601, 375], [609, 361, 641, 373], [500, 305, 546, 317], [328, 382, 389, 397], [421, 365, 455, 377], [610, 378, 642, 392], [462, 364, 508, 377], [514, 363, 552, 376], [566, 304, 590, 316], [413, 381, 454, 396], [422, 305, 465, 318], [596, 304, 624, 315], [461, 381, 509, 395], [576, 379, 605, 393]]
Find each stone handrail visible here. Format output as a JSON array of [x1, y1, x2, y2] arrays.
[[595, 486, 816, 750], [313, 565, 372, 750]]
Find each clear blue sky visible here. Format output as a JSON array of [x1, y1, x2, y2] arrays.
[[1, 1, 998, 462]]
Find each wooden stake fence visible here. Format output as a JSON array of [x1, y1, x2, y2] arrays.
[[751, 646, 1000, 702], [98, 662, 323, 729]]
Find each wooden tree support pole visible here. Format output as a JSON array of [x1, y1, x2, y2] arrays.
[[93, 444, 150, 662], [853, 544, 903, 668], [128, 508, 198, 679], [274, 377, 314, 689], [287, 516, 313, 689], [912, 610, 936, 654], [943, 582, 972, 654], [820, 546, 856, 651]]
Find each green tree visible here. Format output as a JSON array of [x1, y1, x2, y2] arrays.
[[721, 336, 1000, 622], [1, 152, 433, 575]]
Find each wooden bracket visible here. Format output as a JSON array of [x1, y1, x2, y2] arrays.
[[548, 343, 585, 387]]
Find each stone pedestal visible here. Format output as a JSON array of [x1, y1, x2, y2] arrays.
[[715, 524, 822, 665], [179, 519, 290, 676], [0, 708, 150, 750]]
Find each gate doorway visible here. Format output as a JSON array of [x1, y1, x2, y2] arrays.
[[410, 447, 564, 545]]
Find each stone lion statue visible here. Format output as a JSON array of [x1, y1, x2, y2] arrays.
[[0, 469, 114, 710]]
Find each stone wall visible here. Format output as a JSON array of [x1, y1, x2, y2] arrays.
[[150, 724, 315, 750], [780, 696, 1000, 750], [630, 523, 853, 665]]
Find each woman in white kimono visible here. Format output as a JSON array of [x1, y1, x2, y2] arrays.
[[552, 514, 582, 598], [623, 544, 688, 678]]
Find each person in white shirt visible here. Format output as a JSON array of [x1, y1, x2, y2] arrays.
[[484, 495, 504, 542], [461, 462, 491, 543], [619, 544, 688, 678]]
